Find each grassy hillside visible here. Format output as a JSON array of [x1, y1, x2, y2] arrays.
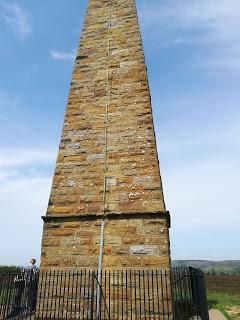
[[206, 275, 240, 320], [172, 260, 240, 275]]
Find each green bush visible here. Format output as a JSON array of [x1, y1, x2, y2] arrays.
[[0, 265, 22, 273]]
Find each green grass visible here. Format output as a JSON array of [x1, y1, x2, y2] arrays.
[[206, 275, 240, 319], [208, 291, 240, 320]]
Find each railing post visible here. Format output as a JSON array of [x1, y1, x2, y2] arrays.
[[91, 271, 95, 320]]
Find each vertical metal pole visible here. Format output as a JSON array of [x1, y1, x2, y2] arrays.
[[104, 271, 107, 320], [90, 272, 95, 320], [96, 220, 105, 320], [86, 271, 90, 320], [78, 271, 83, 318], [138, 270, 142, 319], [155, 270, 160, 320]]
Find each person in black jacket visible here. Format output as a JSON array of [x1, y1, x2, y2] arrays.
[[26, 259, 38, 312]]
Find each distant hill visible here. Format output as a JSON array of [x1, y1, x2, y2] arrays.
[[172, 260, 240, 275]]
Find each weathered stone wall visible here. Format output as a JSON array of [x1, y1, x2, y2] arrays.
[[41, 0, 171, 270], [41, 215, 170, 269]]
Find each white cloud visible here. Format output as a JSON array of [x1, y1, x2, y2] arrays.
[[138, 0, 240, 39], [0, 148, 56, 171], [0, 93, 18, 111], [173, 38, 191, 45], [0, 148, 56, 265], [0, 176, 52, 266], [164, 158, 240, 229], [137, 0, 240, 70], [49, 49, 76, 61], [158, 114, 240, 154], [0, 148, 56, 184], [153, 92, 240, 259], [0, 1, 32, 40], [166, 156, 240, 260], [156, 99, 240, 230], [200, 57, 240, 69]]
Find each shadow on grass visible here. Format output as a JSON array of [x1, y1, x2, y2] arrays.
[[173, 301, 197, 320], [208, 299, 218, 309]]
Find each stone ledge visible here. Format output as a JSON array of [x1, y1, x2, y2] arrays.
[[42, 210, 171, 227]]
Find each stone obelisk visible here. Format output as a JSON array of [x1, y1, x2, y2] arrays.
[[40, 0, 171, 270]]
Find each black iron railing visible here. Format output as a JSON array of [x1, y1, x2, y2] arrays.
[[171, 267, 209, 320], [0, 267, 209, 320]]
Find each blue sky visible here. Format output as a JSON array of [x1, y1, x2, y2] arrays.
[[0, 0, 239, 266]]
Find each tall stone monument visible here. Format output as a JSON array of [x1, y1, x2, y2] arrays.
[[41, 0, 171, 270]]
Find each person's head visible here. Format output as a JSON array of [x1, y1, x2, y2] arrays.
[[30, 258, 36, 265]]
